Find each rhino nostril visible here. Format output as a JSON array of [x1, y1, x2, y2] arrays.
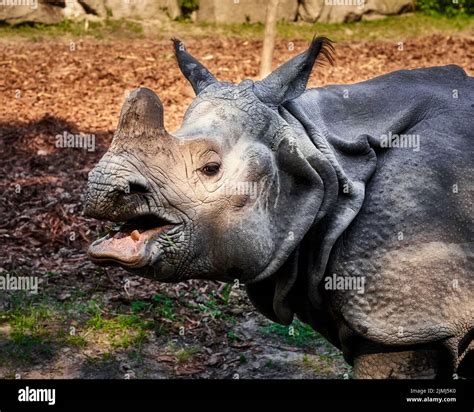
[[128, 182, 149, 194], [125, 175, 150, 195]]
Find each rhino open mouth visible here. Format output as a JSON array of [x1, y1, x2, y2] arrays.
[[88, 214, 177, 268]]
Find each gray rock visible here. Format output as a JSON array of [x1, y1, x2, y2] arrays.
[[0, 0, 181, 24], [63, 0, 88, 20], [0, 0, 64, 25], [298, 0, 415, 23], [196, 0, 298, 24], [104, 0, 181, 20]]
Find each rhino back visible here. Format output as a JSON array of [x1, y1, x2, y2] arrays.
[[298, 65, 473, 348]]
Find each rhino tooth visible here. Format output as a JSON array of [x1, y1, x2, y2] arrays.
[[131, 230, 140, 241]]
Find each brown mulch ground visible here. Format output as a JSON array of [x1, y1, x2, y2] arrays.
[[0, 34, 472, 379]]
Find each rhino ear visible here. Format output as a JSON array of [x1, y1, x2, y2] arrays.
[[254, 36, 334, 108], [172, 38, 218, 95]]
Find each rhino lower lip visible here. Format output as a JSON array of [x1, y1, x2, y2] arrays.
[[88, 214, 178, 268]]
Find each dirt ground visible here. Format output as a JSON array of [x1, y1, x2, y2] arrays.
[[0, 30, 473, 379]]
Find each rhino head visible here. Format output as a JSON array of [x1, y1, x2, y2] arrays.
[[84, 37, 352, 323]]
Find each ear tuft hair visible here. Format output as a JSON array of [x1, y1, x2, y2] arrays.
[[310, 36, 335, 67]]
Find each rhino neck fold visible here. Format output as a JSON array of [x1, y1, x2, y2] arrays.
[[247, 99, 378, 343]]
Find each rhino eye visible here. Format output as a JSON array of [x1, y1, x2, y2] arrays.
[[200, 162, 220, 176]]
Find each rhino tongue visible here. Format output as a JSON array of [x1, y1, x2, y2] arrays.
[[88, 226, 170, 266]]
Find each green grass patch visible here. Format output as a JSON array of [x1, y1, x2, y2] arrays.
[[152, 293, 177, 320], [263, 319, 328, 348], [0, 299, 58, 365], [64, 333, 88, 348], [131, 300, 152, 313], [227, 330, 238, 342], [0, 14, 471, 42], [300, 353, 352, 378], [0, 18, 144, 40], [197, 297, 222, 319], [8, 304, 54, 334], [175, 346, 200, 363], [0, 291, 156, 367], [183, 289, 220, 318], [127, 349, 145, 364], [85, 311, 151, 349], [220, 284, 233, 305], [3, 333, 56, 363]]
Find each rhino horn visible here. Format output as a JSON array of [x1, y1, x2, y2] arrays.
[[254, 36, 334, 108], [172, 38, 218, 95], [116, 87, 166, 137]]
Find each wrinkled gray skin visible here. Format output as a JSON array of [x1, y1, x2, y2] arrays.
[[84, 38, 473, 378]]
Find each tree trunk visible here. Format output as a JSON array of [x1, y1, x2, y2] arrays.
[[259, 0, 280, 79]]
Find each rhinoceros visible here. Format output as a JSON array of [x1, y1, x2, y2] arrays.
[[84, 37, 473, 379]]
